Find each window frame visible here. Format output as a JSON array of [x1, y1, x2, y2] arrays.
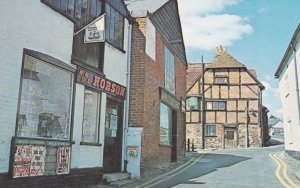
[[41, 0, 104, 31], [214, 76, 228, 85], [226, 130, 234, 140], [164, 47, 176, 94], [159, 102, 172, 146], [105, 3, 125, 51], [80, 87, 102, 145], [16, 49, 75, 141], [206, 101, 226, 110], [205, 124, 216, 137]]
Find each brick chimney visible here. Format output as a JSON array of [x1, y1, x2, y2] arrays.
[[215, 45, 227, 56]]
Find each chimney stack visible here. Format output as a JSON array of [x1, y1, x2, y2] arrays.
[[215, 45, 227, 56]]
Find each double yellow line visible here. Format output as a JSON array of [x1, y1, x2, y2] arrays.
[[135, 152, 206, 188], [269, 152, 300, 188]]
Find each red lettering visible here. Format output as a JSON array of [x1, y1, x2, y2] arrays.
[[100, 79, 106, 89], [119, 87, 126, 97], [116, 85, 121, 95], [111, 83, 116, 93], [105, 81, 111, 91], [79, 69, 88, 83], [92, 76, 101, 87]]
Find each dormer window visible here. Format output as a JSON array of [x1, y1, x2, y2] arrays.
[[214, 77, 228, 84]]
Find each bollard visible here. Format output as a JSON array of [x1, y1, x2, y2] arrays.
[[192, 140, 195, 152], [187, 139, 190, 152]]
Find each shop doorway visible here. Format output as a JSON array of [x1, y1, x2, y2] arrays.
[[224, 128, 238, 149], [103, 97, 123, 172]]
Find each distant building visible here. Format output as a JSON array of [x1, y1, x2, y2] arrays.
[[268, 115, 284, 136], [275, 23, 300, 159], [125, 0, 187, 176], [186, 46, 265, 149]]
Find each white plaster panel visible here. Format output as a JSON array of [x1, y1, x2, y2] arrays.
[[71, 84, 106, 168], [279, 42, 300, 152], [146, 18, 156, 60], [103, 20, 129, 86], [0, 1, 73, 173]]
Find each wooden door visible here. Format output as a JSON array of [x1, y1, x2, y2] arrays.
[[103, 98, 123, 172], [224, 128, 238, 149]]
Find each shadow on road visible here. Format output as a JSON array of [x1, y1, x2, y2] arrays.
[[264, 138, 284, 147], [157, 153, 251, 188]]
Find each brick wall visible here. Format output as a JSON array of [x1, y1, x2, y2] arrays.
[[129, 17, 186, 175]]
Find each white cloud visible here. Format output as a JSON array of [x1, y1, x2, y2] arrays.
[[264, 75, 273, 81], [261, 80, 280, 99], [178, 0, 253, 51]]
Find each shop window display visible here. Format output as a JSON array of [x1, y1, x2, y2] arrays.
[[82, 89, 100, 143], [17, 55, 73, 140]]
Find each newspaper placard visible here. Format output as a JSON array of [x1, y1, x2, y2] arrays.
[[30, 146, 46, 176], [56, 147, 71, 175]]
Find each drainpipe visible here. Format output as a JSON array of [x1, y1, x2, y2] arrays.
[[123, 22, 132, 172], [291, 43, 300, 125], [201, 56, 205, 149], [260, 91, 263, 147]]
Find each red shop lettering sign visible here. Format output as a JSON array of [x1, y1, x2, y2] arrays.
[[76, 67, 126, 99]]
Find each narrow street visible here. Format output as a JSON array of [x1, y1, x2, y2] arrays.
[[134, 137, 299, 188]]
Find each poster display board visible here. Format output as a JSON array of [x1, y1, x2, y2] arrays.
[[13, 145, 31, 178], [30, 146, 46, 176], [56, 147, 71, 175], [13, 145, 46, 178]]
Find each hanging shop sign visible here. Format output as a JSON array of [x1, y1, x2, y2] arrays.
[[56, 147, 71, 175], [84, 14, 105, 43], [187, 97, 198, 108], [76, 67, 126, 99]]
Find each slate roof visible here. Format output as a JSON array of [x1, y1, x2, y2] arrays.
[[125, 0, 169, 17], [268, 115, 281, 127]]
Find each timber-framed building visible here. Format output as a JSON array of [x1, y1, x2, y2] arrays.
[[186, 46, 266, 149]]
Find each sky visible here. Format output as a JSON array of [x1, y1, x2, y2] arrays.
[[178, 0, 300, 118]]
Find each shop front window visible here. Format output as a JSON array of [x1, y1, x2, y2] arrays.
[[160, 102, 172, 145], [82, 89, 100, 143], [17, 55, 73, 140]]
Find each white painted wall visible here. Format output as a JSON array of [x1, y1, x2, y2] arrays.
[[279, 39, 300, 152], [71, 20, 131, 170], [103, 20, 130, 86], [0, 1, 74, 173], [146, 18, 156, 60], [71, 84, 106, 168]]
